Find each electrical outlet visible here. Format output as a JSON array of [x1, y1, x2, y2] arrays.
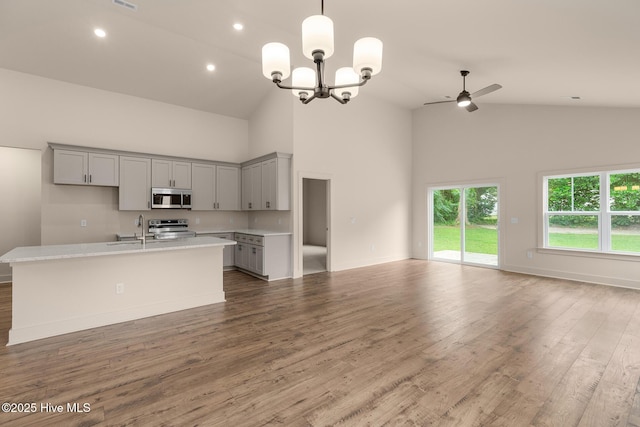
[[116, 283, 125, 294], [81, 219, 87, 227], [195, 217, 200, 225], [526, 250, 533, 259]]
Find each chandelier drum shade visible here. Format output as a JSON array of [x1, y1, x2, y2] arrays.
[[261, 0, 383, 104]]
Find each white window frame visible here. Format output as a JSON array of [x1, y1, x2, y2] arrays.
[[541, 166, 640, 258]]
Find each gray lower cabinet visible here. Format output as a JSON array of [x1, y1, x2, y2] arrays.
[[234, 233, 291, 280]]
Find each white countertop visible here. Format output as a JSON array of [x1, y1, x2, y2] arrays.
[[0, 236, 236, 264], [116, 229, 291, 240]]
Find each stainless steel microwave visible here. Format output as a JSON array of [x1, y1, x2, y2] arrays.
[[151, 188, 192, 209]]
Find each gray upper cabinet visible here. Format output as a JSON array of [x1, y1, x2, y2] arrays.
[[242, 153, 291, 211], [191, 163, 215, 210], [50, 143, 290, 212], [216, 165, 240, 210], [53, 149, 119, 186], [152, 159, 191, 189], [119, 156, 151, 211], [261, 156, 290, 210], [192, 163, 240, 211], [242, 162, 263, 210]]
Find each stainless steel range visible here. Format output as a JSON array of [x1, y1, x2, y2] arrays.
[[148, 219, 196, 240]]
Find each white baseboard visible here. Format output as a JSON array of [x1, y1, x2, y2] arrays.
[[502, 263, 640, 290]]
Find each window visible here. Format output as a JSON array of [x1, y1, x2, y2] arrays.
[[543, 169, 640, 255]]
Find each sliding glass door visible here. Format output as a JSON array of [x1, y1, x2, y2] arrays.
[[430, 185, 499, 267]]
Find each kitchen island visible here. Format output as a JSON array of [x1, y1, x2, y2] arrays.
[[0, 236, 235, 345]]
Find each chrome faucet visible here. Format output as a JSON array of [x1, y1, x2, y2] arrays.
[[137, 214, 146, 247]]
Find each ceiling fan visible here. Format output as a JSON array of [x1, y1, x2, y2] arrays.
[[424, 70, 502, 112]]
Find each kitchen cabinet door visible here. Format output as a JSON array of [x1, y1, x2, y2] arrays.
[[248, 245, 264, 275], [242, 163, 262, 210], [152, 159, 191, 189], [172, 161, 192, 189], [261, 158, 277, 210], [88, 152, 119, 186], [216, 165, 240, 210], [54, 149, 88, 185], [119, 156, 151, 210], [191, 163, 215, 210], [151, 159, 172, 187], [235, 243, 249, 270]]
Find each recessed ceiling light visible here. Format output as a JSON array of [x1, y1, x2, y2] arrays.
[[233, 23, 244, 31], [94, 28, 107, 38], [206, 64, 216, 72]]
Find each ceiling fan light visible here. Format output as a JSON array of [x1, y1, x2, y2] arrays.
[[457, 92, 471, 107], [262, 42, 291, 80], [334, 67, 360, 98], [353, 37, 383, 76], [302, 15, 334, 60], [291, 67, 316, 97]]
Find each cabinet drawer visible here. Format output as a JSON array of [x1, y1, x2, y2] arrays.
[[244, 234, 264, 246]]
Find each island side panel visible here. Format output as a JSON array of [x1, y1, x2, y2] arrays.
[[8, 246, 224, 345]]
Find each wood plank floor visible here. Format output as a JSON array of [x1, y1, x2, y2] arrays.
[[1, 260, 640, 426]]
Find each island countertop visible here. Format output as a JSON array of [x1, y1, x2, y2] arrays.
[[0, 236, 236, 264]]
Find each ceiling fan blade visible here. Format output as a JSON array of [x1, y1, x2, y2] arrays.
[[423, 100, 455, 106], [471, 84, 502, 98], [466, 102, 479, 112]]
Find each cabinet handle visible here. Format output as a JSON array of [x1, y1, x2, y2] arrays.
[[248, 202, 252, 209], [84, 174, 87, 183], [147, 201, 150, 209], [89, 174, 92, 183]]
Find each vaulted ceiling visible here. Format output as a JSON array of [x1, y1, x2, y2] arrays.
[[1, 0, 639, 119]]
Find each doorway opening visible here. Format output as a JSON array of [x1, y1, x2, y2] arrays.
[[302, 178, 329, 275], [429, 184, 500, 268]]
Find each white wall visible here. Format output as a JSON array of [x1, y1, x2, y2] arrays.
[[0, 68, 250, 245], [292, 94, 413, 275], [412, 103, 640, 288], [0, 147, 41, 283], [248, 89, 294, 158]]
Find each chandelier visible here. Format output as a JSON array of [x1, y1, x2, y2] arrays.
[[261, 0, 383, 104]]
